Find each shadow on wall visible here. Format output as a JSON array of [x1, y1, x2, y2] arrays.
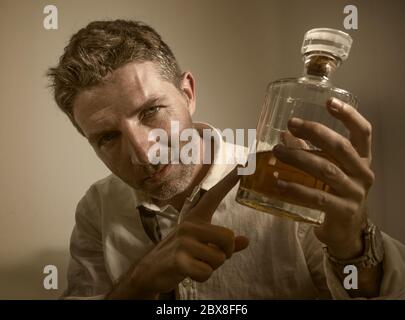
[[0, 249, 69, 299]]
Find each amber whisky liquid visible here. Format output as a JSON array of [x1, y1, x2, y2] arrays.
[[236, 150, 333, 225]]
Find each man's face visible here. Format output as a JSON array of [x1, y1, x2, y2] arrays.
[[74, 61, 198, 200]]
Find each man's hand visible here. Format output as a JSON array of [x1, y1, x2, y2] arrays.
[[107, 166, 249, 299], [273, 97, 374, 260]]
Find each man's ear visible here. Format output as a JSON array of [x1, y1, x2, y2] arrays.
[[179, 71, 196, 116]]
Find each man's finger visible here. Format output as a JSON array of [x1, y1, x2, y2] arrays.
[[287, 118, 373, 183], [326, 97, 372, 161], [178, 222, 236, 258], [273, 144, 363, 199], [281, 130, 309, 149], [191, 166, 240, 221], [234, 235, 249, 253]]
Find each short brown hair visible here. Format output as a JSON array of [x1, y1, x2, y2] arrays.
[[47, 19, 182, 135]]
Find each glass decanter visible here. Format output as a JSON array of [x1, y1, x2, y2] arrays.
[[236, 28, 357, 226]]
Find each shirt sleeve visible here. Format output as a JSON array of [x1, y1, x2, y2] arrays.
[[60, 187, 113, 300], [298, 223, 332, 299], [300, 223, 405, 299], [323, 232, 405, 299]]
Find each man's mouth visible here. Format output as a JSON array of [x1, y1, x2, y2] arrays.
[[144, 164, 172, 182]]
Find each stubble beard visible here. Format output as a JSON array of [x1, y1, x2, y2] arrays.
[[143, 163, 197, 201]]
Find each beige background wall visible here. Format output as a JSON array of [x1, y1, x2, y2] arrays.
[[0, 0, 403, 299]]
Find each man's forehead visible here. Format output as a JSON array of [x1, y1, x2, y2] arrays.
[[73, 61, 166, 131], [77, 61, 162, 107]]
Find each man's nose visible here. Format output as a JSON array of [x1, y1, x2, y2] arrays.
[[122, 122, 151, 165]]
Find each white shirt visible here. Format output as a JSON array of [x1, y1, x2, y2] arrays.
[[62, 123, 405, 299]]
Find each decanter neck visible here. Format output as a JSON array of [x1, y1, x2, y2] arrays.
[[302, 52, 341, 81]]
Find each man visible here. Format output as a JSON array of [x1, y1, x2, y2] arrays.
[[47, 20, 405, 299]]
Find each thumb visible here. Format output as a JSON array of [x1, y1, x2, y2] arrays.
[[234, 235, 249, 253]]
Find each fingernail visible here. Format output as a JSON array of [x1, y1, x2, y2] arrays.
[[328, 98, 343, 112], [289, 117, 303, 128]]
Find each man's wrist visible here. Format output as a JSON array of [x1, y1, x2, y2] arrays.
[[327, 234, 365, 260], [106, 263, 159, 300], [325, 220, 385, 270], [129, 262, 160, 299]]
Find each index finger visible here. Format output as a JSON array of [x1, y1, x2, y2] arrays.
[[191, 166, 241, 221]]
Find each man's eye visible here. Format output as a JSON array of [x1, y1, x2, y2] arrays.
[[141, 106, 161, 119], [98, 132, 120, 147]]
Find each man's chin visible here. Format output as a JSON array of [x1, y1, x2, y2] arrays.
[[142, 180, 186, 201], [127, 163, 196, 201]]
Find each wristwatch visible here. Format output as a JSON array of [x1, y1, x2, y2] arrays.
[[324, 220, 385, 270]]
